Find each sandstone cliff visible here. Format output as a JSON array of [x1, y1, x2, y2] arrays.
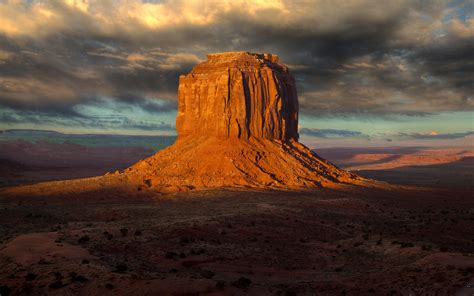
[[176, 52, 298, 141], [124, 52, 362, 191]]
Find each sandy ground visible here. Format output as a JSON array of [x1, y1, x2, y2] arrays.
[[0, 184, 473, 295]]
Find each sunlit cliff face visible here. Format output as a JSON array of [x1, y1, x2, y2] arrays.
[[176, 52, 299, 141], [0, 0, 472, 146]]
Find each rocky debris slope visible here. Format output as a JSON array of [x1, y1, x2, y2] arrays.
[[124, 52, 364, 191]]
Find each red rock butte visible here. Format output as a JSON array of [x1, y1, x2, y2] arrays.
[[176, 52, 298, 141], [124, 51, 364, 192]]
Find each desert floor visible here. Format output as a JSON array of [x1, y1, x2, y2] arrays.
[[0, 184, 473, 295]]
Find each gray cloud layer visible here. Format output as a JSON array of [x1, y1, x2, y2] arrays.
[[300, 128, 474, 141], [0, 0, 473, 130], [397, 131, 474, 140], [299, 128, 365, 139]]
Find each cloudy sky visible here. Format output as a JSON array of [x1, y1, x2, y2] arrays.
[[0, 0, 472, 147]]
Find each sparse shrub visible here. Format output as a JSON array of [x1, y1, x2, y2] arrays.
[[215, 281, 225, 290], [103, 231, 114, 240], [70, 272, 88, 282], [179, 237, 190, 245], [201, 270, 215, 279], [232, 277, 252, 289], [0, 285, 11, 296], [115, 263, 128, 273], [400, 242, 414, 248], [49, 280, 64, 289], [165, 251, 178, 259], [25, 273, 37, 281], [78, 235, 89, 244], [54, 272, 63, 280]]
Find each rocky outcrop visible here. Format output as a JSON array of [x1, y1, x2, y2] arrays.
[[176, 52, 298, 141], [124, 52, 363, 191]]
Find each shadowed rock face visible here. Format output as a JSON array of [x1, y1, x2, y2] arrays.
[[123, 52, 364, 191], [176, 52, 298, 141]]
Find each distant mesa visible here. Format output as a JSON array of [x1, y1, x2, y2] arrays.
[[123, 51, 364, 192]]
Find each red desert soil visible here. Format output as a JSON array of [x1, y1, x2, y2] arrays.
[[0, 187, 473, 295], [1, 232, 95, 266]]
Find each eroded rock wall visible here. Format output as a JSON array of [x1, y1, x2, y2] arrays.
[[176, 52, 299, 141]]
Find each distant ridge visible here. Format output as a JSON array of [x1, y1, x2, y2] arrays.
[[3, 129, 62, 135], [0, 129, 176, 150], [2, 129, 176, 138]]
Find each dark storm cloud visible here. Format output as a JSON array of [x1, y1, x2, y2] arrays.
[[94, 94, 177, 114], [0, 32, 189, 118], [414, 37, 474, 92], [0, 0, 472, 132], [207, 10, 403, 117]]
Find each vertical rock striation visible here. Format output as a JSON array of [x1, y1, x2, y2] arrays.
[[125, 52, 363, 192], [176, 52, 298, 141]]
